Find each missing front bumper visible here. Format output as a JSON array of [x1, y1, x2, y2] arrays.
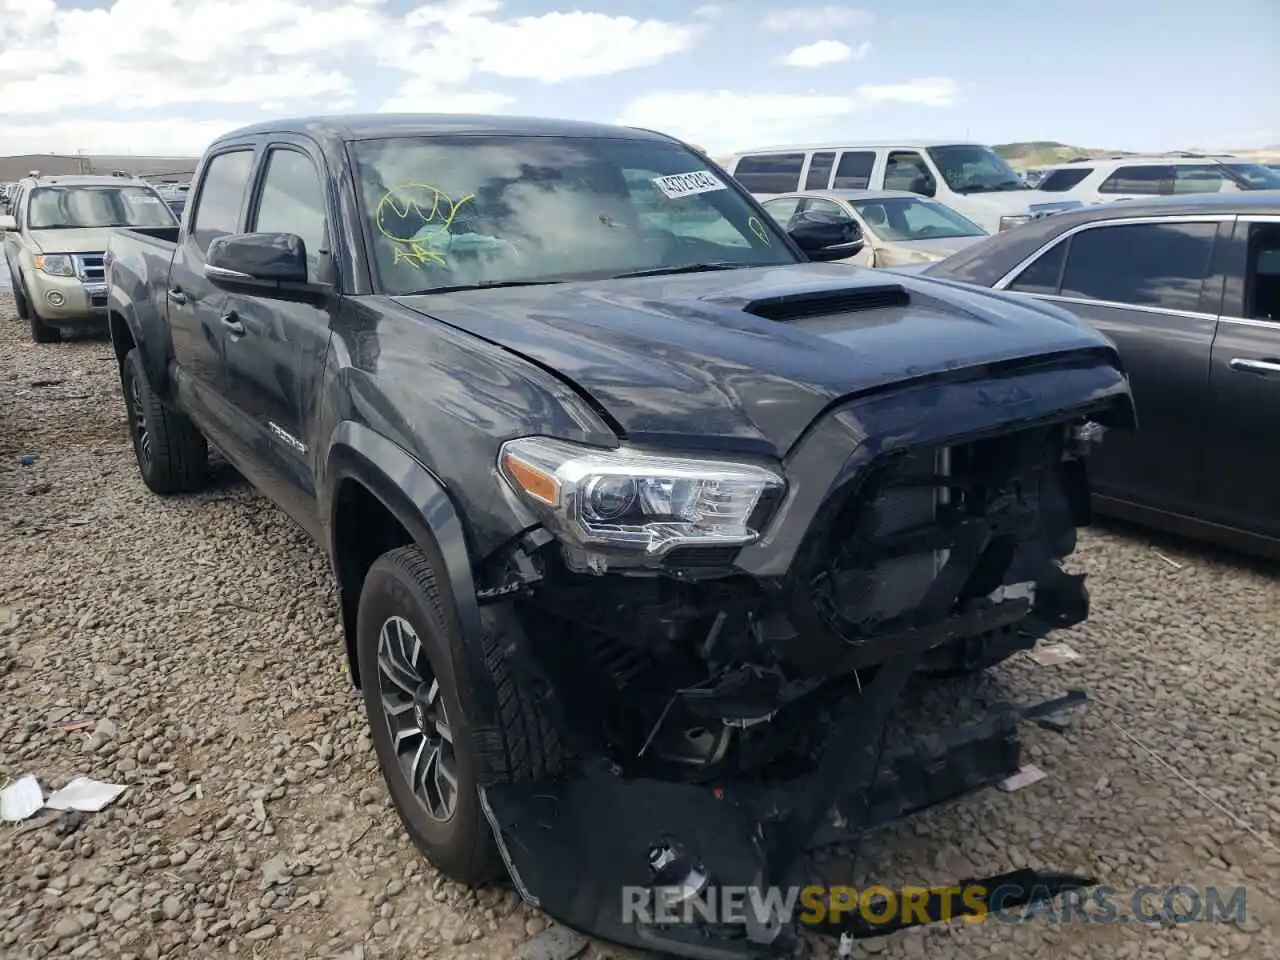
[[479, 689, 1094, 958]]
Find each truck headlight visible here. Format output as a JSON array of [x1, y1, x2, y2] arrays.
[[33, 254, 75, 277], [499, 437, 785, 556], [998, 215, 1032, 232]]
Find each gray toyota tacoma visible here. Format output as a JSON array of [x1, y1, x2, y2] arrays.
[[105, 114, 1134, 957]]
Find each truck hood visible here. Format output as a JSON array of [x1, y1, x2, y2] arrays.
[[395, 262, 1117, 456], [25, 229, 114, 254]]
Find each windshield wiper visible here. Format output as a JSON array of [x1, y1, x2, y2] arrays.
[[610, 261, 746, 279], [400, 279, 565, 295]]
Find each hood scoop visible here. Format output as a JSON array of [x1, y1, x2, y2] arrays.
[[738, 284, 910, 322]]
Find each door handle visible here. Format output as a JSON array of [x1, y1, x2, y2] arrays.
[[167, 287, 187, 305], [1229, 357, 1280, 377], [220, 311, 246, 337]]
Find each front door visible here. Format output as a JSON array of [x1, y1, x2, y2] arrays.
[[220, 141, 334, 536], [168, 146, 258, 439], [1003, 218, 1223, 515], [1204, 217, 1280, 537]]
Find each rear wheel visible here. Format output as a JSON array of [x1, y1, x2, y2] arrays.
[[358, 544, 564, 885], [121, 348, 208, 494]]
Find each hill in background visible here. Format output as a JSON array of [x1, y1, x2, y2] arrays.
[[994, 141, 1128, 168]]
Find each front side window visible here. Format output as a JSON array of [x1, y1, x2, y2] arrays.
[[832, 151, 874, 189], [883, 151, 936, 197], [191, 150, 255, 252], [1008, 240, 1067, 295], [1059, 221, 1217, 311], [1098, 165, 1172, 196], [732, 153, 805, 194], [849, 196, 986, 242], [1038, 168, 1092, 192], [352, 136, 797, 295], [26, 186, 177, 230], [252, 149, 329, 281], [926, 145, 1027, 194], [1223, 163, 1280, 190]]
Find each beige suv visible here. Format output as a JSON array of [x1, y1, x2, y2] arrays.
[[1, 174, 176, 342]]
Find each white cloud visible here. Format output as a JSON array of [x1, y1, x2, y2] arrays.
[[761, 6, 873, 32], [782, 39, 871, 68], [617, 79, 963, 153], [857, 77, 961, 107], [0, 0, 700, 152]]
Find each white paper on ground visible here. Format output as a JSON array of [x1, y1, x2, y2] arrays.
[[0, 775, 44, 822], [44, 776, 127, 813], [998, 764, 1047, 793], [1029, 642, 1081, 666]]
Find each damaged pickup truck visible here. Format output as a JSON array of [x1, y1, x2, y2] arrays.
[[105, 114, 1135, 956]]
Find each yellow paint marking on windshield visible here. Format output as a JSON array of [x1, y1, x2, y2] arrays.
[[375, 182, 476, 268], [748, 216, 771, 246]]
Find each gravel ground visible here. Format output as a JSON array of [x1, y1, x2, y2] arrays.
[[1, 295, 1277, 960]]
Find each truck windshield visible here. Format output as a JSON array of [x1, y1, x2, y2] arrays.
[[27, 186, 178, 230], [926, 145, 1028, 194], [351, 135, 799, 295]]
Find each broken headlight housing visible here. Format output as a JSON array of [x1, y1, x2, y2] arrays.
[[499, 437, 785, 560]]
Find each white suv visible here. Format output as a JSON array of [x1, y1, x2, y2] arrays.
[[1035, 153, 1280, 204], [719, 141, 1078, 234]]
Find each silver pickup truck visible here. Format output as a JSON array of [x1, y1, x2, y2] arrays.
[[1, 174, 177, 342]]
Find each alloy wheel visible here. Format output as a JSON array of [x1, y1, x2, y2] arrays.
[[376, 615, 458, 821], [128, 374, 152, 464]]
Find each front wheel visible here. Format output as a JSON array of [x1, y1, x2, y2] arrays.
[[357, 545, 504, 885]]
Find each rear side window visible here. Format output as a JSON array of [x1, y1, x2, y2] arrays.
[[1171, 165, 1228, 194], [1038, 168, 1092, 192], [1098, 165, 1172, 196], [804, 151, 836, 190], [1008, 240, 1067, 294], [191, 150, 254, 252], [733, 153, 804, 193], [832, 151, 875, 189], [1059, 221, 1217, 311]]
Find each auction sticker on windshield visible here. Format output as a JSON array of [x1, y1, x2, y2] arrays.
[[652, 170, 726, 200]]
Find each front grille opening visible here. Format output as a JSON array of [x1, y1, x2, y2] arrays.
[[742, 284, 910, 322]]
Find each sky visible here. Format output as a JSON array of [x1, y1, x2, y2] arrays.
[[0, 0, 1275, 158]]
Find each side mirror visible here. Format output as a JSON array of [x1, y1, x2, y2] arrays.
[[0, 215, 15, 232], [788, 215, 866, 262], [206, 232, 309, 286]]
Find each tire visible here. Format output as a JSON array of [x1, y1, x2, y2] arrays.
[[121, 348, 208, 494], [357, 544, 562, 885], [17, 281, 59, 343]]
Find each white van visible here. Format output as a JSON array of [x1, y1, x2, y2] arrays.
[[720, 141, 1077, 234]]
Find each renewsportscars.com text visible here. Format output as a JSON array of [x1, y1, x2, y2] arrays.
[[623, 883, 1248, 927]]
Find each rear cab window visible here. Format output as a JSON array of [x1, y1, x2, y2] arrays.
[[733, 153, 805, 193]]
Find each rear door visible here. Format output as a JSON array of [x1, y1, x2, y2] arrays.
[[1204, 215, 1280, 536], [217, 138, 337, 535], [1001, 216, 1225, 514], [167, 144, 259, 437]]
